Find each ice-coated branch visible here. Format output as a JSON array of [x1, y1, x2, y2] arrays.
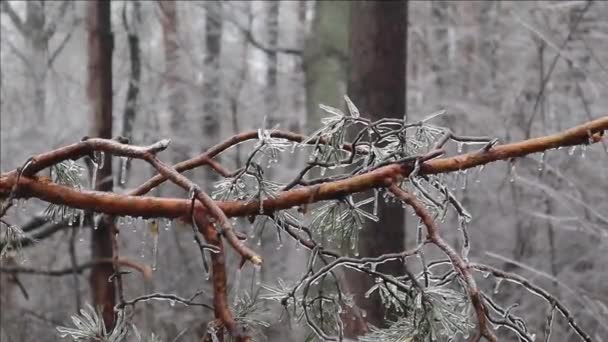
[[2, 117, 605, 221]]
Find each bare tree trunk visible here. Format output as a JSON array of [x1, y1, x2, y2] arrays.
[[25, 1, 48, 122], [202, 1, 223, 190], [303, 0, 350, 133], [121, 0, 141, 143], [159, 1, 189, 167], [347, 0, 408, 332], [121, 0, 141, 182], [265, 1, 279, 129], [430, 1, 450, 99], [86, 0, 115, 330]]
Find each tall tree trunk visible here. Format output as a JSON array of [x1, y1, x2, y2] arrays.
[[121, 0, 141, 183], [265, 1, 279, 129], [159, 1, 189, 167], [121, 0, 141, 143], [303, 0, 350, 133], [202, 1, 223, 190], [347, 0, 408, 332], [25, 1, 48, 122], [430, 1, 450, 99], [86, 0, 115, 330]]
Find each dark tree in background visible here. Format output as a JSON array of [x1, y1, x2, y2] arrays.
[[159, 0, 188, 167], [201, 1, 223, 191], [86, 0, 115, 330], [303, 0, 350, 132], [347, 0, 409, 332]]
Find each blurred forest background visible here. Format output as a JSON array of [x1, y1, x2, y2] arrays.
[[1, 0, 607, 341]]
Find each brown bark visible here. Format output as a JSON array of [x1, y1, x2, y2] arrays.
[[202, 1, 223, 191], [86, 0, 115, 330], [2, 118, 606, 221], [347, 0, 408, 330], [194, 213, 249, 342], [159, 0, 189, 165]]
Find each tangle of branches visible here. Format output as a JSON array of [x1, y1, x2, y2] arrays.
[[1, 98, 606, 341]]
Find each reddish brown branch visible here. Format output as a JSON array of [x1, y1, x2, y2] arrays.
[[194, 210, 250, 342], [143, 155, 261, 266], [2, 118, 606, 221], [130, 130, 311, 197], [0, 135, 262, 265]]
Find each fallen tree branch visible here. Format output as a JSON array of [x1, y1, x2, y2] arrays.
[[2, 117, 605, 220]]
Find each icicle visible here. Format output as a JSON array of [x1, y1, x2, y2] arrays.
[[580, 145, 586, 159], [164, 218, 172, 231], [457, 142, 463, 153], [461, 169, 468, 190], [568, 145, 576, 156], [373, 189, 379, 216], [93, 214, 99, 230], [150, 220, 159, 271], [77, 211, 85, 243], [509, 161, 516, 183], [79, 210, 85, 229], [19, 198, 26, 212], [320, 167, 327, 177], [493, 278, 503, 294], [119, 157, 128, 185], [475, 165, 485, 184], [253, 265, 262, 286], [233, 268, 242, 306], [538, 152, 545, 173], [68, 211, 74, 226], [98, 151, 105, 169], [90, 162, 98, 189], [140, 234, 146, 258]]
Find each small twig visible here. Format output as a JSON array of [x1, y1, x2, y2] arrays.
[[0, 257, 152, 279]]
